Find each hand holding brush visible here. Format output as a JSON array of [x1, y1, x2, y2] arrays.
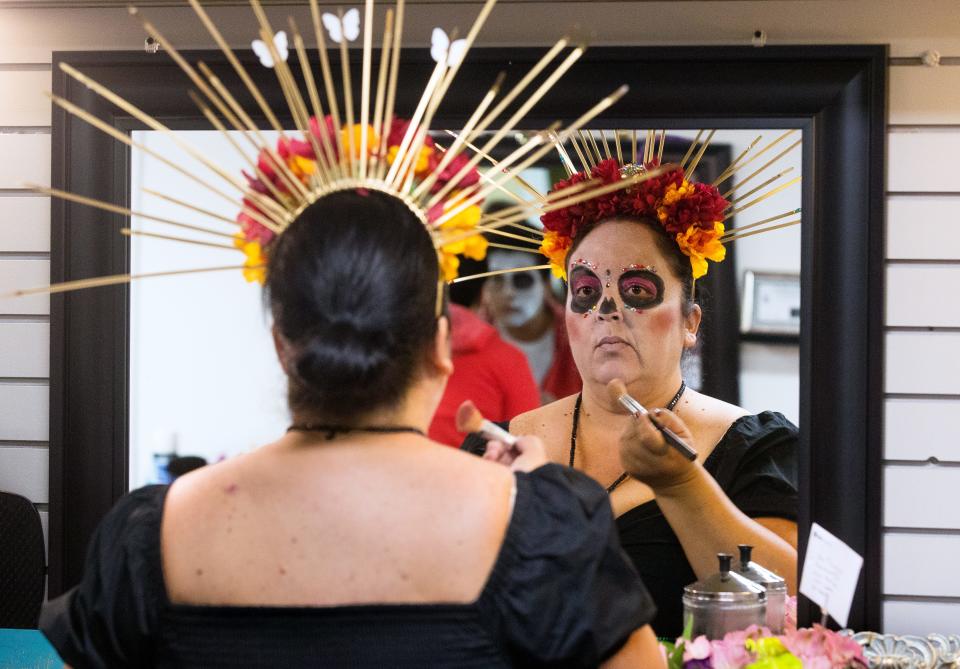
[[456, 400, 547, 472]]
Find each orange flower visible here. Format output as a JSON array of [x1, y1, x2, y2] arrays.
[[386, 144, 434, 180], [287, 154, 317, 181], [341, 123, 379, 160], [539, 229, 573, 280], [675, 221, 726, 279], [660, 180, 694, 206], [438, 252, 460, 283], [235, 234, 267, 284], [437, 200, 486, 281]]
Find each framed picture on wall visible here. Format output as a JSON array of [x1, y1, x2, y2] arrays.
[[740, 270, 801, 339]]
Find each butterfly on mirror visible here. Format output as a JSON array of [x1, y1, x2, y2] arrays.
[[430, 28, 467, 67], [322, 8, 361, 44], [251, 30, 288, 68]]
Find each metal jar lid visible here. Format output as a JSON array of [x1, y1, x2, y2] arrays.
[[735, 545, 788, 593], [683, 553, 767, 603]]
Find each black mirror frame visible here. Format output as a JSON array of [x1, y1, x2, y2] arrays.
[[49, 44, 886, 630]]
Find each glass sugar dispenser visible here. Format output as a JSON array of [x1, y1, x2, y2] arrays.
[[682, 553, 766, 640], [735, 544, 788, 634]]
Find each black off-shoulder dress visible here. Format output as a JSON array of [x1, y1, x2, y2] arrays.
[[462, 411, 798, 639], [40, 464, 656, 668]]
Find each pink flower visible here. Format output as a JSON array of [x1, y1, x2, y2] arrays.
[[723, 624, 772, 646], [784, 596, 798, 633], [780, 625, 867, 668], [236, 209, 275, 246], [708, 641, 753, 669], [680, 635, 754, 669], [683, 636, 712, 662], [426, 202, 444, 224], [277, 136, 315, 161]]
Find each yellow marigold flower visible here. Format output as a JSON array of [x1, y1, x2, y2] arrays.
[[238, 239, 266, 284], [539, 230, 572, 280], [434, 198, 487, 280], [661, 180, 694, 206], [657, 180, 696, 223], [461, 234, 488, 261], [438, 251, 460, 282], [385, 144, 433, 181], [341, 124, 379, 160], [439, 201, 482, 232], [675, 221, 726, 280], [287, 154, 317, 182]]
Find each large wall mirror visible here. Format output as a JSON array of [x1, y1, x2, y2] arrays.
[[49, 45, 885, 629], [128, 126, 801, 485]]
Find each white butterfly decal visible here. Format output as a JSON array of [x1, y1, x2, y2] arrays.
[[430, 28, 468, 67], [322, 8, 361, 44], [251, 30, 288, 68]]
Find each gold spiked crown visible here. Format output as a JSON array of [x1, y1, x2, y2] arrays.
[[12, 0, 682, 312]]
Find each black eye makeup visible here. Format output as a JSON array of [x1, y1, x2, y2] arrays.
[[618, 266, 664, 311], [568, 266, 603, 314]]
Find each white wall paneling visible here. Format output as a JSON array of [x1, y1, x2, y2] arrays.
[[882, 601, 960, 636], [887, 196, 960, 260], [0, 196, 51, 252], [884, 466, 960, 529], [0, 445, 48, 502], [0, 383, 48, 441], [0, 322, 49, 377], [885, 332, 960, 395], [884, 533, 960, 597], [0, 133, 49, 188], [0, 70, 50, 126], [889, 65, 960, 126], [885, 398, 960, 462], [3, 2, 960, 64], [885, 264, 960, 327], [889, 130, 960, 193], [0, 258, 50, 315]]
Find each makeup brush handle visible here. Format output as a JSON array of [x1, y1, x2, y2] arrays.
[[480, 419, 518, 447], [655, 422, 698, 461]]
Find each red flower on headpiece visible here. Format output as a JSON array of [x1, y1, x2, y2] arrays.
[[386, 118, 436, 151], [237, 203, 275, 247], [432, 152, 479, 193], [278, 136, 315, 161], [540, 156, 730, 279]]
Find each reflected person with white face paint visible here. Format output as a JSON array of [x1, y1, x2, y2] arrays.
[[482, 247, 581, 403]]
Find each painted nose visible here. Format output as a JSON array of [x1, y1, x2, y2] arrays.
[[597, 297, 620, 320]]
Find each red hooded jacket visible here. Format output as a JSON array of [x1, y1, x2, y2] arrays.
[[428, 304, 540, 447]]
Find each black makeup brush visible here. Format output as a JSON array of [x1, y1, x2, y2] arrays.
[[607, 379, 698, 461]]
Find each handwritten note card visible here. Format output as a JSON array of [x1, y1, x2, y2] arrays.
[[799, 523, 864, 628]]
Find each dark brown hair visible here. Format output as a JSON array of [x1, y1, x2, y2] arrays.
[[265, 190, 443, 424]]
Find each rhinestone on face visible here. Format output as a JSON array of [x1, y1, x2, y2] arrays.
[[621, 264, 657, 273]]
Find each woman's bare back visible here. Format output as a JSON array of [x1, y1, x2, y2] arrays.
[[161, 432, 515, 608]]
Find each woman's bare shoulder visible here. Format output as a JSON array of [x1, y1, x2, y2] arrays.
[[510, 394, 577, 435], [509, 394, 578, 463], [677, 390, 751, 445]]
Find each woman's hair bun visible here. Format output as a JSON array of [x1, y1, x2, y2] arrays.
[[265, 190, 442, 424], [294, 321, 394, 398]]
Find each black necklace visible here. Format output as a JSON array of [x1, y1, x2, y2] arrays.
[[568, 380, 686, 493], [287, 424, 426, 441]]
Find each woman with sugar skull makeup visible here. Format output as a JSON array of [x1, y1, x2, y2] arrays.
[[479, 209, 581, 403], [464, 155, 799, 638]]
